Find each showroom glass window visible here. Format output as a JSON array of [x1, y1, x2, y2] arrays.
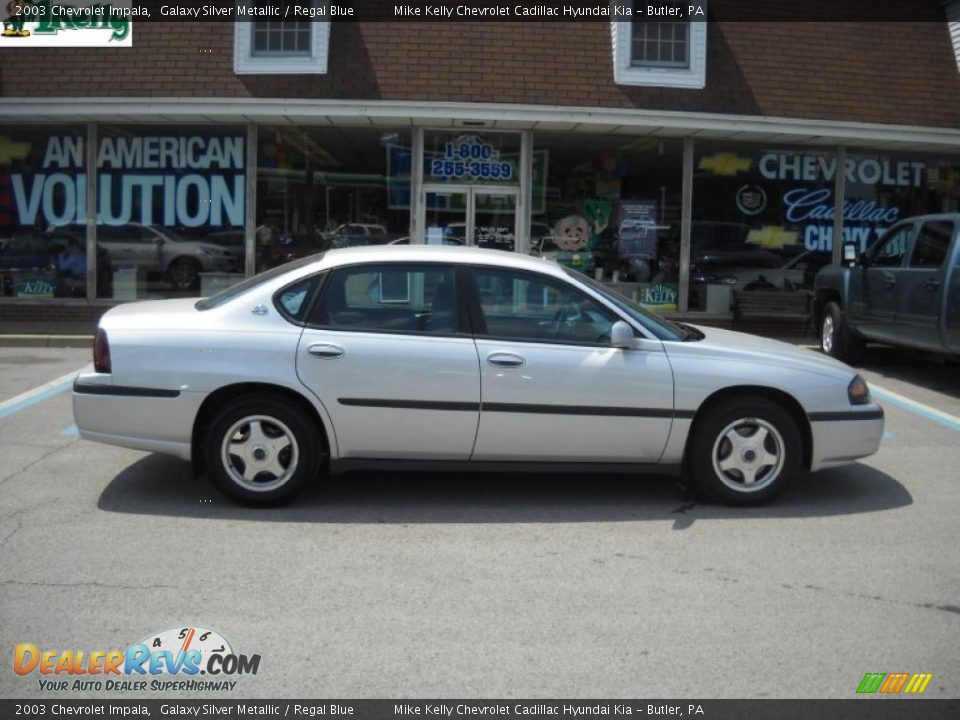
[[844, 151, 960, 256], [94, 125, 247, 300], [688, 142, 839, 312], [0, 125, 87, 299], [530, 132, 683, 314], [256, 126, 411, 273]]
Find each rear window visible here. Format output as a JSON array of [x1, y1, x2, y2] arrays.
[[195, 254, 324, 310]]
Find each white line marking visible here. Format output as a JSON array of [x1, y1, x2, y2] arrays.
[[0, 365, 92, 419], [870, 383, 960, 432]]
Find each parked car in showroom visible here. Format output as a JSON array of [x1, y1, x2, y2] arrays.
[[813, 213, 960, 361], [74, 246, 883, 507], [94, 223, 242, 291]]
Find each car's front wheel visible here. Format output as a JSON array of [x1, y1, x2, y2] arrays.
[[688, 397, 803, 505], [205, 395, 322, 505]]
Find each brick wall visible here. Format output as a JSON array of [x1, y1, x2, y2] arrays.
[[2, 16, 959, 129]]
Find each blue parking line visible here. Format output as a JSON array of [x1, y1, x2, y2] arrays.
[[871, 387, 960, 432], [0, 377, 75, 420], [60, 424, 79, 436]]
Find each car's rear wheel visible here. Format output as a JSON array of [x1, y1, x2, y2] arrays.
[[205, 395, 321, 505], [820, 301, 863, 363], [688, 397, 803, 505]]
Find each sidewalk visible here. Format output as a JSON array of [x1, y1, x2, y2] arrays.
[[0, 321, 96, 347]]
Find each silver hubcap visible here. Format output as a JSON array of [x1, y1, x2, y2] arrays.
[[822, 315, 835, 354], [221, 415, 299, 492], [711, 417, 785, 493]]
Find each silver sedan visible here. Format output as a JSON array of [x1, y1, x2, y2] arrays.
[[73, 246, 884, 506]]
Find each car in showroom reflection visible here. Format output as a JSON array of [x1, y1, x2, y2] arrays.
[[692, 251, 832, 293], [73, 246, 884, 508], [94, 223, 242, 291]]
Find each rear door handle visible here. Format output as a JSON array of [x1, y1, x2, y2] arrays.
[[307, 343, 345, 359], [925, 279, 940, 291], [882, 274, 896, 288], [487, 352, 525, 368]]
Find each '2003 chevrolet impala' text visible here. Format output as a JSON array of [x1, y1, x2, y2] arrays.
[[73, 246, 883, 506]]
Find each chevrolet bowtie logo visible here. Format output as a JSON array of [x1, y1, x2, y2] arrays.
[[0, 137, 31, 164], [746, 225, 799, 250], [698, 152, 752, 176]]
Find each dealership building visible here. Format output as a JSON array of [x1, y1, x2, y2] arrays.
[[1, 2, 960, 327]]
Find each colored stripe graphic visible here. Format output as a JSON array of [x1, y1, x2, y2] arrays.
[[857, 672, 931, 694], [904, 673, 933, 694], [857, 673, 885, 694]]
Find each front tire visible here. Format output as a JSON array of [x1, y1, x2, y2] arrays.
[[688, 398, 803, 505], [205, 395, 322, 505], [820, 301, 863, 363]]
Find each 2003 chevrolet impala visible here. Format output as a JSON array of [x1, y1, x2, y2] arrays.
[[73, 246, 884, 506]]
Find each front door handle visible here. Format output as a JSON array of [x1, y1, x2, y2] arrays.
[[307, 343, 345, 359], [487, 352, 525, 368], [882, 274, 896, 288]]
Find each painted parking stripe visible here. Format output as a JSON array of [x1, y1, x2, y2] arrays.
[[870, 384, 960, 432], [0, 366, 90, 420]]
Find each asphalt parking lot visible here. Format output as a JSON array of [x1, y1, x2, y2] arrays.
[[0, 342, 958, 699]]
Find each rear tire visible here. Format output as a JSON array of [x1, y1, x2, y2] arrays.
[[820, 301, 863, 363], [205, 394, 321, 506], [688, 397, 803, 506]]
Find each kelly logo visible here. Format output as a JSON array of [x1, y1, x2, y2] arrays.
[[856, 672, 932, 694], [1, 0, 132, 46]]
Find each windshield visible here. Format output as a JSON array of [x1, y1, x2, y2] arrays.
[[195, 254, 324, 310], [566, 267, 688, 342]]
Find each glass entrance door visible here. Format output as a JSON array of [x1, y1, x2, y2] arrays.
[[421, 186, 519, 251]]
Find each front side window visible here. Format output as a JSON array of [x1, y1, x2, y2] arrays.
[[909, 221, 953, 269], [469, 268, 618, 346], [312, 265, 459, 336]]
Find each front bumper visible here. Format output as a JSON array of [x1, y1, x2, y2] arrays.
[[809, 405, 885, 472]]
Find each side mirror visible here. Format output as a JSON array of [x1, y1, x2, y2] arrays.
[[842, 241, 858, 266], [610, 320, 635, 349]]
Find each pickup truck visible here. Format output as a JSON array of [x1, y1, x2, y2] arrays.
[[812, 213, 960, 361]]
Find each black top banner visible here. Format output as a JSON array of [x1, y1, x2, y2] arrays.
[[4, 0, 954, 23], [2, 699, 960, 720]]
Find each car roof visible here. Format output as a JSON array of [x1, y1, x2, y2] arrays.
[[313, 244, 566, 275]]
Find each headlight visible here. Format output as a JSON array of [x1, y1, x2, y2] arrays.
[[848, 375, 870, 405], [200, 247, 226, 256]]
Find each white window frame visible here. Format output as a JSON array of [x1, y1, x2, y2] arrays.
[[234, 18, 331, 75], [611, 6, 708, 89]]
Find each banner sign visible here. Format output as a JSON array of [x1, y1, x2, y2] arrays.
[[8, 133, 245, 229], [0, 0, 134, 46]]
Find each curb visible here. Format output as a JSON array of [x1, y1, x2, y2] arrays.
[[0, 335, 94, 348]]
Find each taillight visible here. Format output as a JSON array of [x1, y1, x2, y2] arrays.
[[93, 329, 111, 374]]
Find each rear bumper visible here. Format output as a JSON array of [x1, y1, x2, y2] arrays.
[[72, 374, 205, 461], [809, 405, 885, 472]]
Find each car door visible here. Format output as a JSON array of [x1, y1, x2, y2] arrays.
[[849, 222, 914, 342], [296, 262, 480, 460], [897, 219, 954, 351], [466, 266, 675, 463]]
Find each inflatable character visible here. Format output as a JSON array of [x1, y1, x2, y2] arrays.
[[3, 0, 31, 37], [552, 214, 594, 274]]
